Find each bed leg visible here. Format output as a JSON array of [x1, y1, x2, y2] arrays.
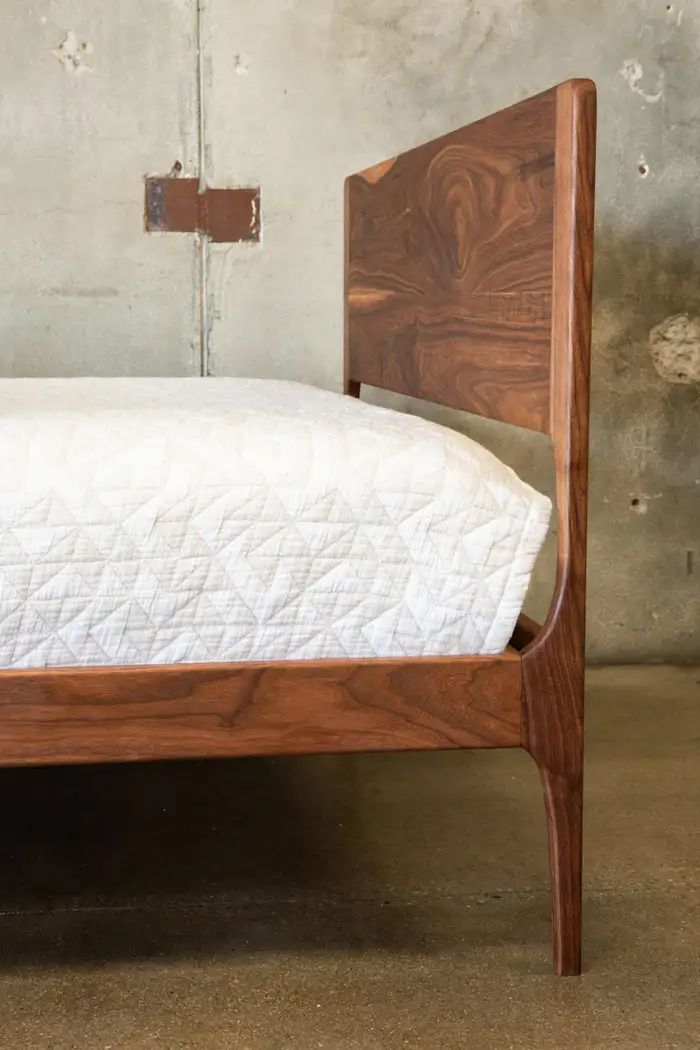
[[523, 628, 585, 974], [537, 759, 583, 976]]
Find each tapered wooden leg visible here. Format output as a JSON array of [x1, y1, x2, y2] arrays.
[[538, 764, 583, 976], [522, 622, 585, 974]]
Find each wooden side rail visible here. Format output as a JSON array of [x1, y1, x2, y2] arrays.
[[0, 655, 521, 767]]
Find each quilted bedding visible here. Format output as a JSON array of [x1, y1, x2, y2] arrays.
[[0, 378, 550, 668]]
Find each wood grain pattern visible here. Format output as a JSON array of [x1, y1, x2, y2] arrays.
[[0, 654, 521, 768], [345, 89, 557, 431], [521, 79, 597, 976]]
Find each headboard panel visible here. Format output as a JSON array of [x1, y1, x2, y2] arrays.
[[345, 85, 564, 433]]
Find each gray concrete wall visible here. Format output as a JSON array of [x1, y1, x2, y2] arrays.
[[1, 1, 698, 661], [0, 1, 200, 375]]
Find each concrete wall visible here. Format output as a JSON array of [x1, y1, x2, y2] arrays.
[[1, 1, 698, 661], [0, 1, 200, 375]]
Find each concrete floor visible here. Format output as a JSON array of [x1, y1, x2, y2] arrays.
[[0, 665, 697, 1049]]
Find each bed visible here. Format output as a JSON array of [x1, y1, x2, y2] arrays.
[[0, 78, 596, 975]]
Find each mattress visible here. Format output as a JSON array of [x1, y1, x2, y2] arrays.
[[0, 378, 550, 669]]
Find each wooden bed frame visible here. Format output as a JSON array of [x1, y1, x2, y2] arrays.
[[0, 80, 596, 975]]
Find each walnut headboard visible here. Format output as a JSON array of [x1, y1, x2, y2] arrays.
[[344, 79, 596, 439], [344, 79, 597, 692]]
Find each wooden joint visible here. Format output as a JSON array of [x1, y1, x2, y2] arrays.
[[509, 613, 542, 651]]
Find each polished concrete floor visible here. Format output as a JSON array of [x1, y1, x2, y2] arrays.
[[0, 665, 698, 1049]]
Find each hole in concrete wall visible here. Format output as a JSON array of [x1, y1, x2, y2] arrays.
[[638, 161, 649, 177], [51, 30, 92, 74], [649, 314, 700, 384]]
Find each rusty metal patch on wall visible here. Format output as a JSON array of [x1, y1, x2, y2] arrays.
[[144, 177, 260, 243]]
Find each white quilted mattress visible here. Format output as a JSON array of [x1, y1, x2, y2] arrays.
[[0, 378, 550, 668]]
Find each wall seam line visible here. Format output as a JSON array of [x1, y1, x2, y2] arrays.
[[195, 0, 209, 376]]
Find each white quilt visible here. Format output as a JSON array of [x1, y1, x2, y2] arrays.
[[0, 378, 550, 668]]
